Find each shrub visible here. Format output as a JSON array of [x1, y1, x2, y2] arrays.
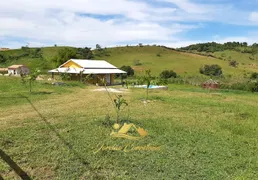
[[199, 64, 223, 76], [133, 60, 142, 66], [160, 70, 177, 79], [251, 82, 258, 92], [119, 66, 134, 78], [229, 60, 239, 67], [250, 72, 258, 79]]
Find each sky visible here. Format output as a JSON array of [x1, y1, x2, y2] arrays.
[[1, 0, 258, 49]]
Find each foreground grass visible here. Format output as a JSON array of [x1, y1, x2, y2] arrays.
[[1, 78, 258, 179]]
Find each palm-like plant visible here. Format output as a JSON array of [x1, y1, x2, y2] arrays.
[[114, 95, 128, 123], [142, 70, 152, 100]]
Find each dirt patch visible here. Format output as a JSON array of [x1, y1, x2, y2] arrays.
[[132, 66, 145, 72], [92, 88, 129, 93]]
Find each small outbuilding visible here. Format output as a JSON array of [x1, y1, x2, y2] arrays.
[[48, 59, 126, 85], [8, 65, 30, 75], [202, 79, 219, 89]]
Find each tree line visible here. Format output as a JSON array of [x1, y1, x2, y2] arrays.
[[179, 42, 258, 53]]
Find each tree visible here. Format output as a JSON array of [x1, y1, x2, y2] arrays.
[[199, 64, 223, 76], [96, 44, 102, 50], [77, 47, 93, 59], [119, 66, 134, 78], [160, 70, 177, 79], [0, 54, 7, 63], [21, 69, 41, 93], [52, 48, 77, 67]]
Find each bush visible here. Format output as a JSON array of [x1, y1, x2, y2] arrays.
[[251, 82, 258, 92], [0, 54, 7, 63], [199, 64, 222, 76], [160, 70, 177, 79], [250, 72, 258, 79], [229, 60, 239, 67], [118, 66, 134, 78], [133, 60, 142, 66]]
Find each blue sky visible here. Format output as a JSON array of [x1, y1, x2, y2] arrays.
[[1, 0, 258, 48]]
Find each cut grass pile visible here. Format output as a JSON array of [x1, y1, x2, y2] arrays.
[[1, 77, 258, 179]]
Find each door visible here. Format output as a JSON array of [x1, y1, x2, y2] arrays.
[[106, 74, 111, 85]]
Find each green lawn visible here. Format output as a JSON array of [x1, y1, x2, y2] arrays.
[[1, 77, 258, 179]]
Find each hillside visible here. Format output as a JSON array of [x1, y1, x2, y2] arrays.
[[1, 45, 258, 76]]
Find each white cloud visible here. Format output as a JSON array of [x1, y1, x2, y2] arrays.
[[249, 12, 258, 22], [0, 0, 258, 49]]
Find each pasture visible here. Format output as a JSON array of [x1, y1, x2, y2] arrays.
[[1, 77, 258, 179]]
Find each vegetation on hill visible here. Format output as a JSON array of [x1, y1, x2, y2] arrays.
[[0, 43, 258, 81], [179, 41, 258, 54]]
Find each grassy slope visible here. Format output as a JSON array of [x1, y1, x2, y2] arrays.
[[1, 46, 258, 76], [1, 77, 258, 179], [101, 46, 258, 76]]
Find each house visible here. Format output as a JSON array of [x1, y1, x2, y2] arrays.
[[8, 65, 30, 75], [202, 79, 219, 89], [0, 68, 8, 74], [0, 48, 10, 51], [48, 59, 126, 85]]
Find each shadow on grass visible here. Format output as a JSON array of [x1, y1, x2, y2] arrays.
[[30, 91, 54, 95], [0, 149, 32, 180], [18, 94, 90, 167]]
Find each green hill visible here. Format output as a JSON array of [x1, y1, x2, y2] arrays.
[[1, 45, 258, 76]]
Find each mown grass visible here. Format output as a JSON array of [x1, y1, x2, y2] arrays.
[[1, 77, 258, 179]]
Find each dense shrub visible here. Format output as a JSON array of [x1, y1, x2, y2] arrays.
[[229, 60, 239, 67], [0, 54, 7, 63], [118, 66, 134, 78], [160, 70, 177, 79], [77, 47, 93, 59], [52, 48, 77, 66], [250, 72, 258, 79], [251, 82, 258, 92], [199, 64, 222, 76], [220, 81, 258, 92]]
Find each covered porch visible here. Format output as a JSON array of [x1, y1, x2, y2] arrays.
[[48, 67, 125, 85]]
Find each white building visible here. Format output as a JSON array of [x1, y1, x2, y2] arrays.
[[8, 65, 30, 75], [48, 59, 126, 85]]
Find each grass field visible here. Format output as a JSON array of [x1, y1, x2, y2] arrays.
[[1, 46, 258, 76], [1, 77, 258, 179]]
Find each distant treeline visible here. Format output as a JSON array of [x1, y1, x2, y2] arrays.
[[179, 42, 258, 53]]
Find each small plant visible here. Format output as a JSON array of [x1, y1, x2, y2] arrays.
[[156, 53, 161, 57], [133, 60, 142, 66], [142, 70, 152, 100], [21, 68, 41, 93], [114, 95, 128, 123], [95, 76, 129, 124]]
